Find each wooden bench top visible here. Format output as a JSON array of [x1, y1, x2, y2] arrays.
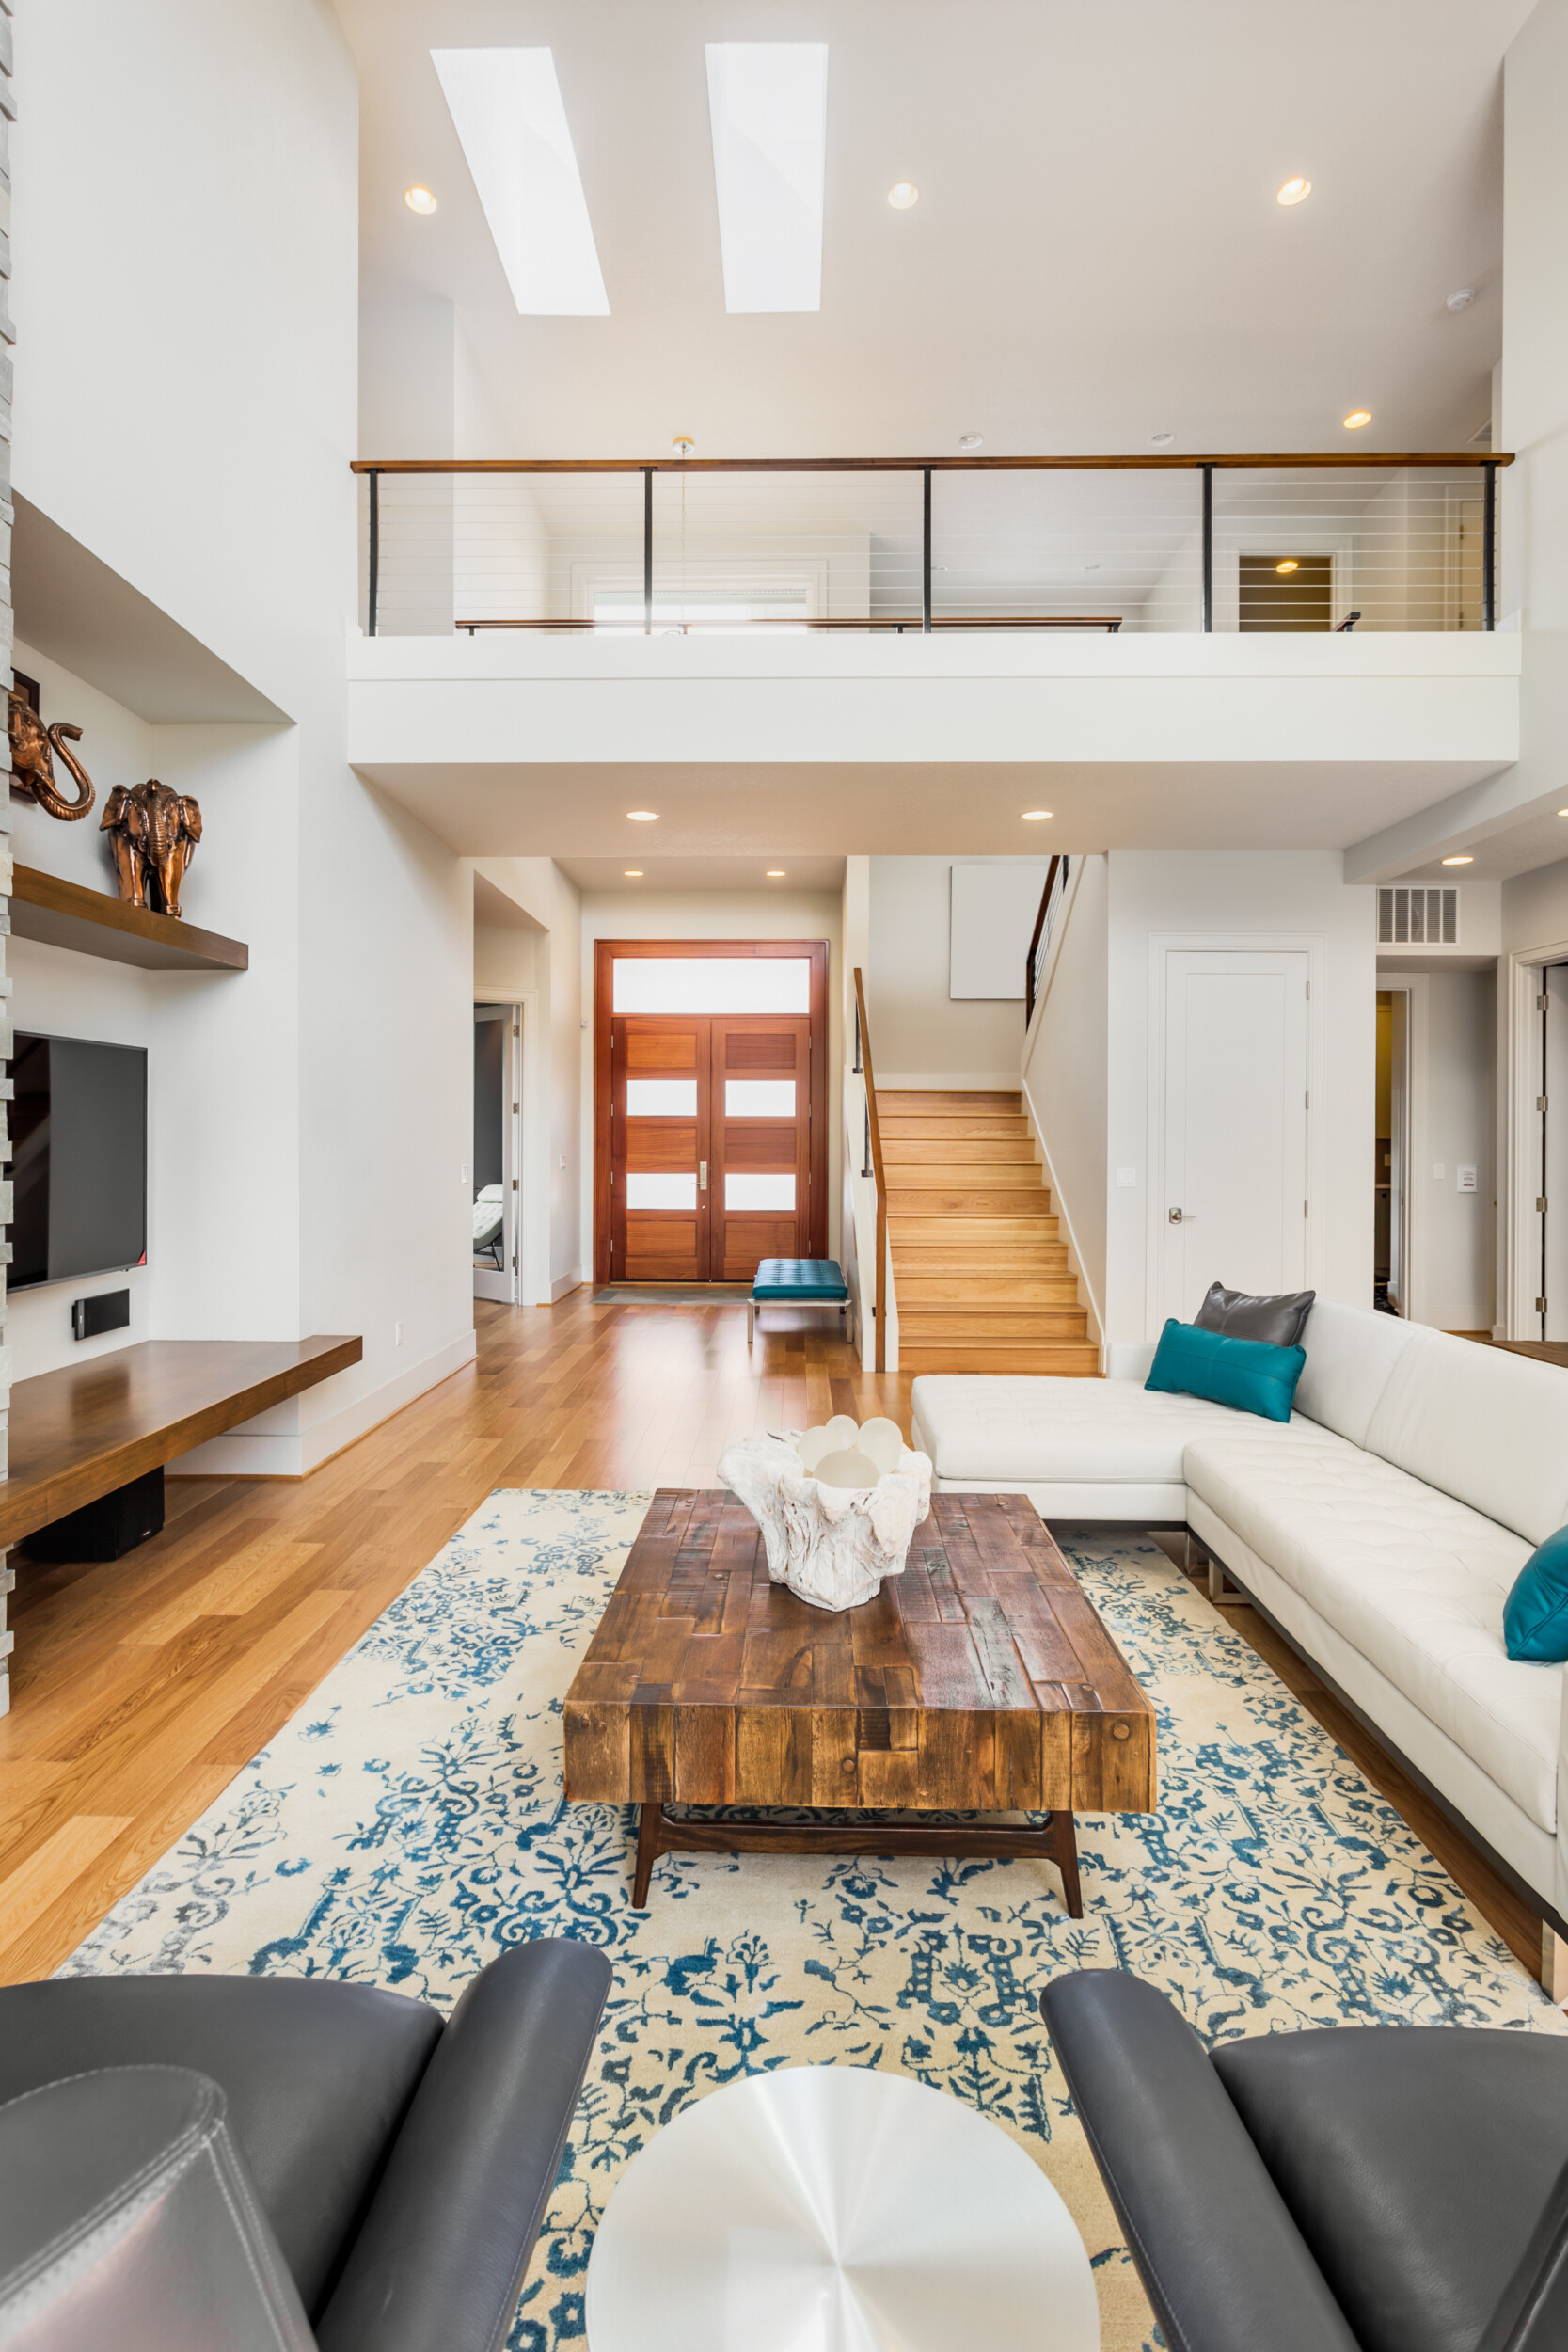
[[0, 1336, 362, 1545], [564, 1488, 1155, 1816]]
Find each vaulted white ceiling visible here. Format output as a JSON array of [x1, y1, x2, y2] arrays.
[[342, 0, 1528, 461]]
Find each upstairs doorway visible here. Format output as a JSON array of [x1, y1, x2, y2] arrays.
[[594, 941, 829, 1285]]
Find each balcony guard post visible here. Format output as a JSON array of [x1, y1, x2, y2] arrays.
[[1483, 461, 1497, 632], [367, 469, 380, 640], [1200, 463, 1213, 633], [922, 467, 932, 633], [643, 468, 654, 636]]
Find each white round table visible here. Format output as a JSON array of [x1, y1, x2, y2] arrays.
[[584, 2064, 1101, 2351]]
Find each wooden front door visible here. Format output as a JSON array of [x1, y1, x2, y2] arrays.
[[608, 1014, 813, 1281]]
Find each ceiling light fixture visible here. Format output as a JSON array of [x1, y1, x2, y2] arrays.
[[1447, 287, 1476, 312], [1560, 810, 1568, 818], [766, 868, 785, 877], [1442, 854, 1473, 866], [1276, 559, 1300, 574], [1276, 176, 1311, 206], [1343, 409, 1372, 430], [1149, 432, 1175, 447], [1022, 810, 1053, 821], [958, 433, 982, 450], [404, 185, 437, 215], [431, 48, 609, 314], [624, 868, 643, 877], [626, 810, 659, 822], [888, 181, 919, 209], [706, 42, 828, 313]]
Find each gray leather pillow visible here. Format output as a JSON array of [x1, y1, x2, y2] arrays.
[[1195, 1281, 1315, 1348]]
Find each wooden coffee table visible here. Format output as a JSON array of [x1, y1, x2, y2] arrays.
[[563, 1489, 1155, 1910]]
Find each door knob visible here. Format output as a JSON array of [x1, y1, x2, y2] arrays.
[[1168, 1207, 1196, 1223]]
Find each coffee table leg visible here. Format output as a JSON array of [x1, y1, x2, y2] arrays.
[[1050, 1811, 1084, 1919], [632, 1802, 662, 1907]]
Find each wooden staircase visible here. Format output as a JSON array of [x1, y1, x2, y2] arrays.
[[879, 1090, 1100, 1375]]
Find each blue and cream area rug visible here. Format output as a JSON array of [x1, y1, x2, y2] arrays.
[[65, 1492, 1564, 2351]]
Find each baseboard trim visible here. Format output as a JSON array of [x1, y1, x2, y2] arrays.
[[549, 1270, 586, 1303], [166, 1329, 479, 1481]]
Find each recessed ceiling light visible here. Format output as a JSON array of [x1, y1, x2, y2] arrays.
[[1276, 176, 1312, 206], [1442, 854, 1473, 866], [1343, 409, 1372, 430], [1447, 287, 1476, 312], [404, 185, 437, 215], [1085, 563, 1101, 573], [766, 868, 786, 877], [888, 181, 919, 209], [432, 49, 609, 314], [958, 433, 982, 450], [706, 43, 828, 312], [624, 868, 643, 877], [1559, 809, 1568, 817], [1149, 432, 1175, 447], [1022, 810, 1053, 821], [626, 810, 659, 822], [1276, 559, 1299, 575]]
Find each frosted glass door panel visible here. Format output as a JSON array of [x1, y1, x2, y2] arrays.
[[626, 1080, 698, 1116], [614, 959, 810, 1013], [626, 1173, 698, 1209], [726, 1079, 796, 1116], [725, 1173, 795, 1210]]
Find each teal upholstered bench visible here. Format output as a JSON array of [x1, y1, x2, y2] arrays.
[[749, 1259, 853, 1348]]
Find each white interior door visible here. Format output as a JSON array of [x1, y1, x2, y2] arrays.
[[1161, 949, 1309, 1323], [1542, 966, 1568, 1339]]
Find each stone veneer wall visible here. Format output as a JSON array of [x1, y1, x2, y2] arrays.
[[0, 0, 14, 1712]]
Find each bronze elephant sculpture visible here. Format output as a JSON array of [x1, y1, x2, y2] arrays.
[[101, 780, 203, 919], [8, 688, 96, 820]]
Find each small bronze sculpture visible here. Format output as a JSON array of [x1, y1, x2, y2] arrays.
[[101, 780, 203, 919], [8, 687, 96, 819]]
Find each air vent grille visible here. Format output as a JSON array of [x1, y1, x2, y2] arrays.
[[1378, 886, 1458, 946]]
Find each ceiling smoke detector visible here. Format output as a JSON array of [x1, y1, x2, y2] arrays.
[[958, 433, 982, 450], [1149, 432, 1175, 447], [1447, 287, 1476, 312]]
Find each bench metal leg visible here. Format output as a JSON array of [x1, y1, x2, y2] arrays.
[[747, 1300, 754, 1348]]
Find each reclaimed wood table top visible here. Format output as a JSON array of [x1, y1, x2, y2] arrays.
[[564, 1489, 1156, 1815]]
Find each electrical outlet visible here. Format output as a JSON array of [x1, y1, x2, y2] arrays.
[[1433, 1163, 1446, 1181], [394, 1322, 403, 1347], [460, 1163, 468, 1184]]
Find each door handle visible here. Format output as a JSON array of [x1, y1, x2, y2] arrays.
[[1168, 1207, 1195, 1223], [700, 1161, 708, 1191]]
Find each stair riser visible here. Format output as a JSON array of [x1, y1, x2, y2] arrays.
[[895, 1279, 1080, 1304], [889, 1222, 1066, 1247], [886, 1168, 1049, 1192], [888, 1194, 1058, 1219], [882, 1141, 1039, 1167], [900, 1346, 1100, 1375], [878, 1092, 1022, 1114], [899, 1311, 1088, 1340], [879, 1120, 1031, 1141]]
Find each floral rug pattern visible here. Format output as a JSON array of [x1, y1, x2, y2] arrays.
[[65, 1492, 1563, 2350]]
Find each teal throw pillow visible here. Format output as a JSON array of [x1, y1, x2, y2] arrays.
[[1504, 1528, 1568, 1662], [1145, 1317, 1305, 1423]]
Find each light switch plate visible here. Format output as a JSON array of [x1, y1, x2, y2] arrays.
[[1433, 1163, 1446, 1180], [1116, 1168, 1137, 1188]]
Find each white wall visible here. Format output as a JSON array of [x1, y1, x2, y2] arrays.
[[1382, 968, 1497, 1333], [578, 891, 844, 1274], [1103, 851, 1376, 1343], [470, 860, 583, 1302], [867, 858, 1030, 1089], [1021, 854, 1109, 1338], [12, 0, 475, 1472]]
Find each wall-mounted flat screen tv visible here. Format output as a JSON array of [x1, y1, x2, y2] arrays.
[[8, 1032, 148, 1290]]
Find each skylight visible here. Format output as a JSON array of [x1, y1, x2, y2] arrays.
[[705, 43, 828, 313], [431, 48, 609, 315]]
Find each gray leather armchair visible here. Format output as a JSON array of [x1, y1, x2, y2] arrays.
[[0, 1939, 611, 2352], [1040, 1969, 1568, 2352]]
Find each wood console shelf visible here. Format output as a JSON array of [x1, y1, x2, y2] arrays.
[[8, 865, 249, 973], [0, 1336, 362, 1548]]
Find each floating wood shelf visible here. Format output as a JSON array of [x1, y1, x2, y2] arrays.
[[0, 1336, 363, 1546], [7, 864, 248, 972]]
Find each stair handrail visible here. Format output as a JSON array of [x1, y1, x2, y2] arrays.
[[1024, 855, 1069, 1025], [852, 967, 890, 1373]]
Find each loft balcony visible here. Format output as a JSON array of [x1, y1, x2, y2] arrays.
[[345, 451, 1520, 859]]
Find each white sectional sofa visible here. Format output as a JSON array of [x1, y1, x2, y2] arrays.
[[911, 1299, 1568, 1943]]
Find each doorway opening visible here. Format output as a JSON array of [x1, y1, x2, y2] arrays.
[[1238, 554, 1333, 631], [1536, 965, 1568, 1341], [1375, 988, 1410, 1314], [593, 941, 829, 1285], [473, 1003, 520, 1304]]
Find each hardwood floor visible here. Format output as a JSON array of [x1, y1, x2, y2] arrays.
[[0, 1292, 1546, 1986]]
